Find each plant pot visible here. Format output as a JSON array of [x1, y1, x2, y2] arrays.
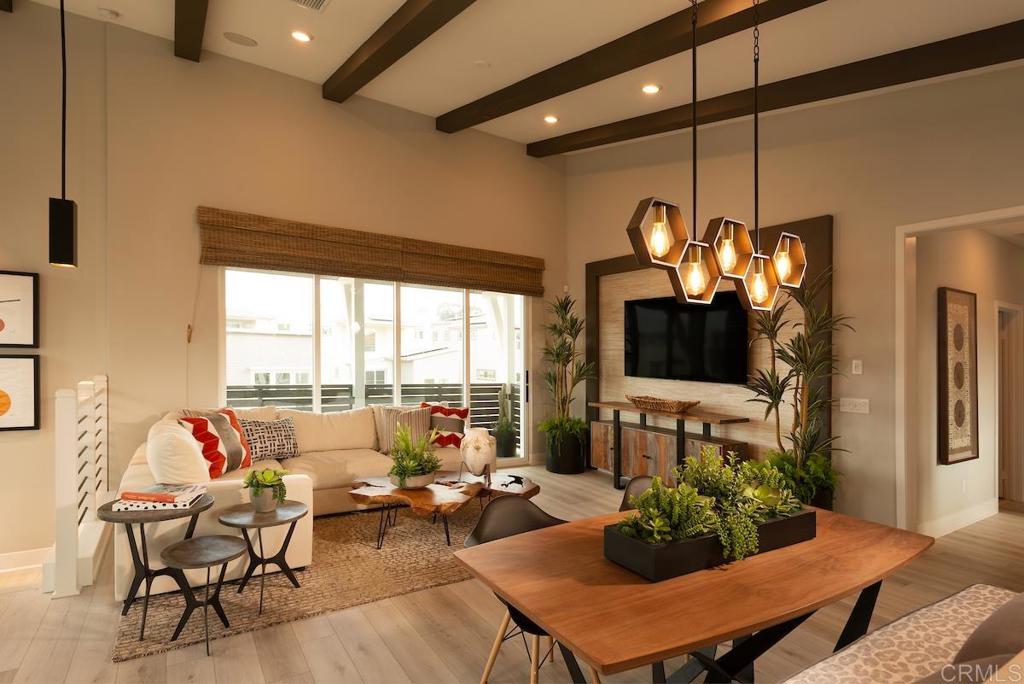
[[604, 509, 817, 582], [494, 431, 516, 459], [810, 487, 834, 510], [250, 488, 278, 513], [546, 432, 586, 474], [390, 472, 435, 489]]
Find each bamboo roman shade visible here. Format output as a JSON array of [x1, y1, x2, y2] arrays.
[[197, 207, 545, 297]]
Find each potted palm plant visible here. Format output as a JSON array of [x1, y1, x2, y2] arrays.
[[539, 295, 595, 474], [492, 385, 517, 459]]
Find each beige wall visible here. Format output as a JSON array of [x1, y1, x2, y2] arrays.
[[565, 64, 1024, 526], [0, 4, 565, 558], [913, 229, 1024, 536]]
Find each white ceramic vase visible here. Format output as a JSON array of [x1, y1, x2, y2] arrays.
[[390, 472, 435, 489], [461, 428, 497, 477], [250, 488, 278, 513]]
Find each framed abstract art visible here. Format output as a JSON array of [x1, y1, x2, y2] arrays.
[[0, 355, 40, 431], [937, 287, 979, 465], [0, 271, 39, 348]]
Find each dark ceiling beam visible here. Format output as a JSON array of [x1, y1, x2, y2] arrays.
[[1, 0, 13, 13], [323, 0, 476, 104], [526, 19, 1024, 158], [435, 0, 826, 134], [174, 0, 209, 62]]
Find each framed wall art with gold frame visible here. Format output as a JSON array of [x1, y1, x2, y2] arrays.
[[937, 287, 979, 465]]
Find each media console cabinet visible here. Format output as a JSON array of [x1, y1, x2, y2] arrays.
[[588, 401, 750, 489]]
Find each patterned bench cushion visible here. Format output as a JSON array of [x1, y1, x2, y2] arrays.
[[784, 584, 1018, 684]]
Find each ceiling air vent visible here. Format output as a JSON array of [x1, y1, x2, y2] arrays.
[[291, 0, 332, 12]]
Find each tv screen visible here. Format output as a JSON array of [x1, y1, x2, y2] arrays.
[[624, 293, 748, 384]]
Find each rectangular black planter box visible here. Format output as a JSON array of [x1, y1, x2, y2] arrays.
[[604, 509, 817, 582]]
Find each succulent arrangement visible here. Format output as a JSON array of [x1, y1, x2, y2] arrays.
[[243, 467, 288, 504], [388, 423, 442, 488], [617, 446, 801, 561]]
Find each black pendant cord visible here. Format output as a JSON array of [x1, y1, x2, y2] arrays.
[[691, 0, 698, 240], [753, 0, 760, 254], [60, 0, 67, 200]]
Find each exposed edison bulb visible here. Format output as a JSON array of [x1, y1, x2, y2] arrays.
[[649, 204, 671, 258], [749, 260, 770, 305], [775, 238, 793, 282], [683, 245, 708, 297], [719, 223, 738, 272]]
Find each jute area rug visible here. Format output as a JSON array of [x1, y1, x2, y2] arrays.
[[111, 505, 479, 662]]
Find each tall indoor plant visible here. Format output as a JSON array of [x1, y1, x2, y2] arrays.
[[492, 385, 517, 459], [747, 267, 851, 507], [539, 295, 595, 474]]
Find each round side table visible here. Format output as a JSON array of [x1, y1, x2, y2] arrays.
[[97, 494, 215, 641], [218, 500, 308, 614], [161, 535, 247, 655]]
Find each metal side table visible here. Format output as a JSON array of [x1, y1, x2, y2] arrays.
[[97, 494, 215, 641]]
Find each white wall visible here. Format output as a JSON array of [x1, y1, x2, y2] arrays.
[[0, 3, 565, 558], [913, 229, 1024, 536], [564, 64, 1024, 526]]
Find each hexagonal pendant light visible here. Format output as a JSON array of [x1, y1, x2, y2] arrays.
[[773, 232, 807, 288], [673, 240, 722, 304], [626, 197, 689, 270], [738, 253, 780, 311], [703, 217, 754, 280]]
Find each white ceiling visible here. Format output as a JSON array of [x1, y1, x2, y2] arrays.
[[33, 0, 1024, 146]]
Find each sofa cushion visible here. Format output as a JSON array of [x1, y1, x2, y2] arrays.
[[233, 405, 279, 421], [279, 407, 377, 453], [145, 420, 211, 484], [281, 449, 393, 490], [178, 408, 252, 478], [240, 417, 299, 461], [954, 592, 1024, 664]]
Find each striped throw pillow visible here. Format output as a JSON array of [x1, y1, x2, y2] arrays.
[[421, 402, 468, 448], [178, 408, 252, 478]]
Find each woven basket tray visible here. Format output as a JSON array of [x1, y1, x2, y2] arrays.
[[626, 395, 701, 413]]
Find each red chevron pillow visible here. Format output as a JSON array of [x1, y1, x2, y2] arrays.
[[178, 408, 252, 479], [421, 402, 468, 447]]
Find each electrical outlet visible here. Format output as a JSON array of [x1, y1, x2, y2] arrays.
[[851, 359, 863, 375], [839, 397, 870, 414]]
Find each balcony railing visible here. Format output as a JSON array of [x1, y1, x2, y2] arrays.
[[226, 383, 522, 442]]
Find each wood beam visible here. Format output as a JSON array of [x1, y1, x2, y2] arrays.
[[174, 0, 209, 62], [1, 0, 13, 14], [527, 20, 1024, 157], [435, 0, 826, 134], [323, 0, 476, 104]]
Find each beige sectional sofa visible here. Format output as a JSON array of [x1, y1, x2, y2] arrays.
[[114, 405, 464, 601]]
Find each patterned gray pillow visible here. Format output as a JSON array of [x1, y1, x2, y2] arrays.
[[239, 417, 298, 461]]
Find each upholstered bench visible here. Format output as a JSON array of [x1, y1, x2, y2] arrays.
[[785, 584, 1021, 684]]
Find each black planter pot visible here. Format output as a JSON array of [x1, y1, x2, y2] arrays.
[[810, 487, 835, 510], [604, 509, 817, 582], [493, 431, 517, 459], [545, 432, 586, 474]]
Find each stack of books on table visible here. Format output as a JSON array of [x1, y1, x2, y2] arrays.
[[112, 484, 207, 512]]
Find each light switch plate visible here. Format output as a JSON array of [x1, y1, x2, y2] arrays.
[[852, 359, 863, 375], [839, 397, 870, 414]]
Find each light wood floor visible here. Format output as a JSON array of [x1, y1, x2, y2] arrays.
[[1, 466, 1022, 684]]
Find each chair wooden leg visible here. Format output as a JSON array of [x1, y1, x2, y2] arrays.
[[480, 609, 510, 684], [588, 665, 602, 683], [530, 634, 540, 684], [546, 635, 555, 663]]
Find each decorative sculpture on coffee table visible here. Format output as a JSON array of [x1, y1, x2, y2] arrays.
[[461, 427, 497, 485]]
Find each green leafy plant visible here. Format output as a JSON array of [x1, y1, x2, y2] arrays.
[[616, 477, 717, 544], [388, 423, 442, 487], [493, 385, 516, 438], [747, 267, 852, 505], [243, 468, 288, 504], [539, 295, 595, 453]]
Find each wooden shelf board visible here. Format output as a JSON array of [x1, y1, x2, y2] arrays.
[[589, 400, 750, 425]]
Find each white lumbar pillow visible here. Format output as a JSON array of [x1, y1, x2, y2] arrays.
[[146, 419, 211, 484]]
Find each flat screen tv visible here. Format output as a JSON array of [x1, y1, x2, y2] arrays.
[[624, 292, 748, 384]]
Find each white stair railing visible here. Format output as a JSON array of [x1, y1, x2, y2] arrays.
[[43, 375, 112, 597]]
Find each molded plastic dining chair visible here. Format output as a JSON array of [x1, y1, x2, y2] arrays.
[[618, 475, 654, 511]]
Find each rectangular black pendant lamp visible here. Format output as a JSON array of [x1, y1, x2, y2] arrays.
[[49, 197, 77, 268]]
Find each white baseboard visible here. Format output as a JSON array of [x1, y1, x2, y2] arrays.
[[918, 499, 1000, 538], [0, 546, 50, 574]]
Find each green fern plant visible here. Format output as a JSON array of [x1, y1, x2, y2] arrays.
[[388, 424, 442, 487], [616, 477, 717, 544]]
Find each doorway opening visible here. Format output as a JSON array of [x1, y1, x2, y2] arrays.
[[997, 304, 1024, 511]]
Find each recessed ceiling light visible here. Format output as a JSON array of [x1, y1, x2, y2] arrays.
[[96, 7, 120, 21], [543, 115, 559, 124], [224, 32, 259, 48], [291, 30, 313, 43], [642, 84, 661, 95]]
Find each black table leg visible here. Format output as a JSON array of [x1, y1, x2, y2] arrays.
[[442, 514, 451, 546], [652, 660, 667, 683], [834, 581, 882, 652], [558, 643, 587, 684], [171, 562, 230, 643], [139, 524, 151, 641], [613, 409, 624, 489], [702, 422, 712, 439], [676, 419, 686, 467], [122, 511, 204, 619], [238, 521, 303, 590]]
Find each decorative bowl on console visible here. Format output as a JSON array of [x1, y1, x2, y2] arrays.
[[626, 395, 700, 413]]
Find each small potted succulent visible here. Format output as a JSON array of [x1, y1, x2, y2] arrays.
[[243, 467, 288, 513], [492, 385, 517, 459], [389, 423, 442, 489]]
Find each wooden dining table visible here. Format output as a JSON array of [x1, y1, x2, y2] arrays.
[[455, 508, 933, 683]]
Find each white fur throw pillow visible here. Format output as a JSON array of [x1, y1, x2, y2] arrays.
[[146, 420, 211, 484]]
